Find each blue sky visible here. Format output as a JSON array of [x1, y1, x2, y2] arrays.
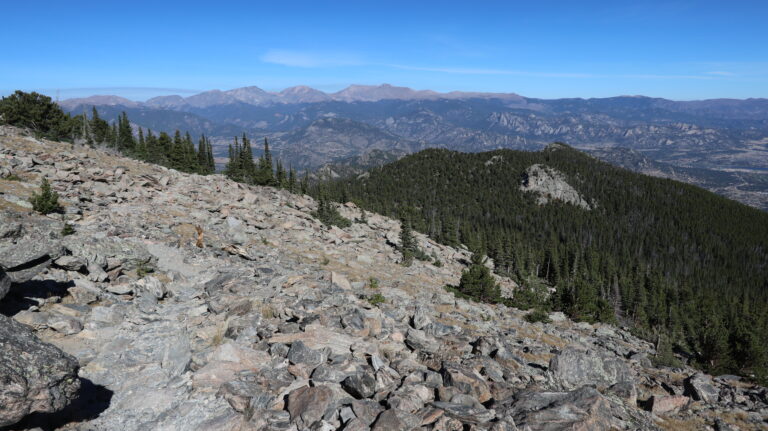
[[1, 0, 767, 100]]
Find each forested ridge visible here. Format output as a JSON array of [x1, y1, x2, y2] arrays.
[[322, 144, 768, 381]]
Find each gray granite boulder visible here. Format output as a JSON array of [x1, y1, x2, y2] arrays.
[[0, 313, 80, 427]]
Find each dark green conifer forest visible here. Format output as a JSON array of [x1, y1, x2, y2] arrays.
[[321, 145, 768, 381]]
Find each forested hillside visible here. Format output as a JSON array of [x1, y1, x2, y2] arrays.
[[323, 144, 768, 380]]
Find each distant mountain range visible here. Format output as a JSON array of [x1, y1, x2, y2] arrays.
[[59, 84, 528, 110], [59, 84, 768, 210]]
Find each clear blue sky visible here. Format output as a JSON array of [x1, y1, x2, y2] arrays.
[[2, 0, 767, 100]]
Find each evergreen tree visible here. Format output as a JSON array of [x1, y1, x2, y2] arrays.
[[29, 177, 61, 214], [300, 171, 310, 194], [288, 167, 297, 193], [198, 135, 212, 174], [311, 188, 351, 228], [225, 137, 243, 182], [0, 91, 72, 140], [239, 134, 257, 183], [206, 137, 215, 173], [109, 122, 118, 147], [255, 137, 275, 185], [457, 253, 501, 302], [135, 127, 147, 160], [276, 160, 286, 188], [90, 107, 109, 144], [399, 219, 417, 266], [118, 111, 134, 152], [170, 130, 185, 170]]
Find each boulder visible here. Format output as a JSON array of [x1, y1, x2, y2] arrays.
[[330, 271, 352, 290], [0, 214, 64, 282], [430, 401, 495, 425], [135, 275, 166, 299], [549, 346, 632, 391], [406, 327, 440, 354], [649, 395, 690, 415], [53, 255, 85, 271], [0, 314, 80, 427], [287, 340, 325, 369], [441, 363, 492, 403], [342, 371, 377, 399], [503, 386, 632, 431], [286, 385, 336, 429], [371, 408, 422, 431], [411, 307, 432, 330], [684, 373, 719, 404]]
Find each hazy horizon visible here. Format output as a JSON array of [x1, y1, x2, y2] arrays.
[[7, 83, 768, 104]]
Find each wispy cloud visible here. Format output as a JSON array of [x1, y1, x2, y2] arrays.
[[622, 74, 714, 80], [388, 64, 594, 78], [261, 49, 363, 68], [390, 64, 716, 80], [259, 50, 728, 81], [23, 87, 201, 96]]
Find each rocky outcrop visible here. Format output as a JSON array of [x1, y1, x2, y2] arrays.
[[519, 164, 592, 209], [0, 313, 80, 427], [0, 126, 766, 430]]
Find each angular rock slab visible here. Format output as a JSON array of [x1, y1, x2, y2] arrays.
[[549, 346, 632, 391], [684, 373, 719, 404], [503, 386, 634, 431], [286, 385, 336, 429], [0, 313, 80, 427]]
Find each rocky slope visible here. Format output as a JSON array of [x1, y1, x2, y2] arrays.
[[1, 126, 767, 430]]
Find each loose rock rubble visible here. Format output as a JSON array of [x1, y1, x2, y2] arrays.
[[1, 126, 767, 430]]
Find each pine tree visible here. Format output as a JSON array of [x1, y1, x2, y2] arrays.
[[170, 130, 185, 170], [206, 137, 215, 173], [300, 171, 310, 194], [135, 127, 147, 160], [457, 253, 501, 302], [240, 134, 257, 183], [255, 137, 275, 185], [197, 135, 206, 173], [184, 132, 196, 172], [311, 188, 351, 228], [118, 111, 134, 152], [288, 167, 297, 193], [225, 137, 242, 182], [399, 219, 417, 265], [29, 177, 61, 214], [90, 107, 109, 144], [109, 122, 118, 147], [276, 160, 286, 188]]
